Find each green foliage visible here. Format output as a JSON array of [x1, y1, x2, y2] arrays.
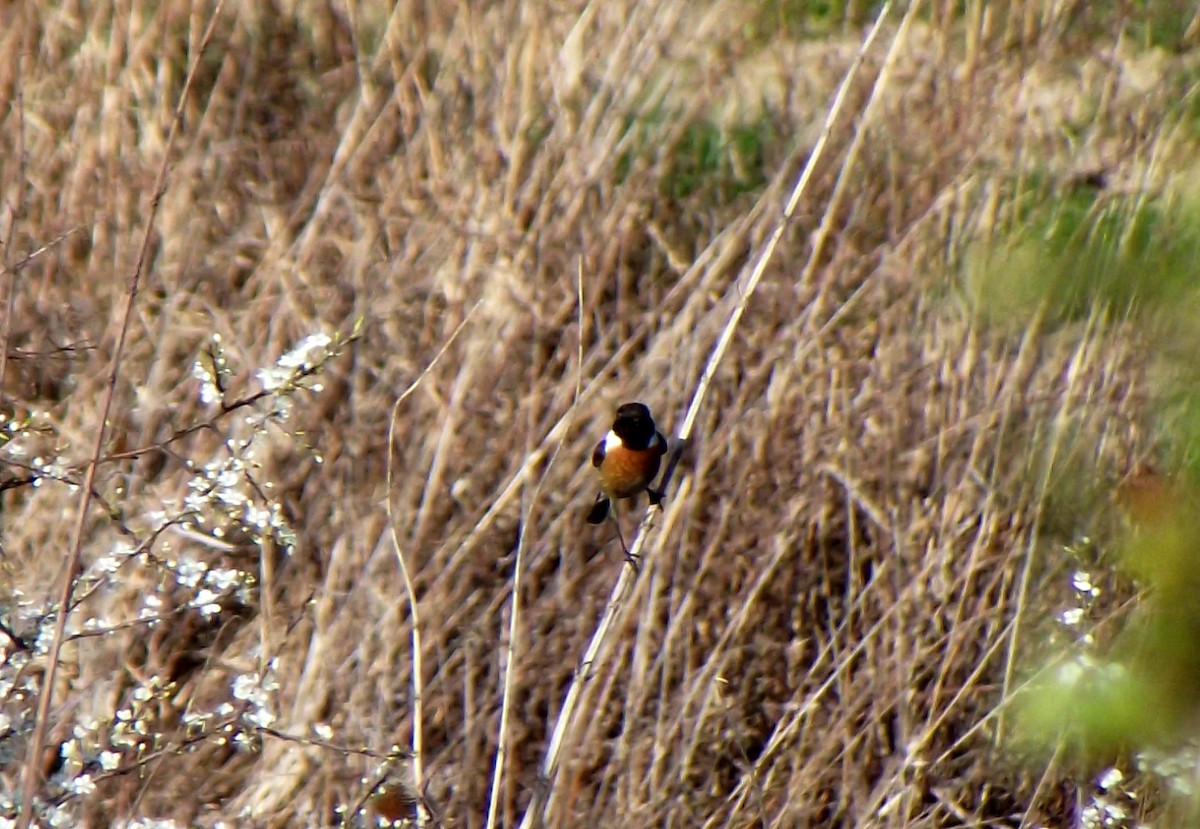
[[618, 109, 779, 205], [1007, 0, 1199, 51], [965, 188, 1200, 331], [743, 0, 886, 40], [1018, 511, 1200, 754], [1174, 65, 1200, 140], [665, 119, 777, 201], [992, 185, 1200, 817], [1119, 0, 1198, 51]]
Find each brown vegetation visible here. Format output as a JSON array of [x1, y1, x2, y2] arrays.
[[0, 1, 1195, 827]]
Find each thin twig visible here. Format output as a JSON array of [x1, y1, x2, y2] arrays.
[[386, 300, 482, 827], [257, 724, 397, 759], [0, 52, 26, 398], [14, 6, 228, 826], [519, 7, 897, 828], [0, 226, 86, 280], [0, 618, 30, 652], [91, 346, 351, 468]]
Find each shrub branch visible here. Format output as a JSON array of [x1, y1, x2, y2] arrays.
[[14, 4, 228, 826]]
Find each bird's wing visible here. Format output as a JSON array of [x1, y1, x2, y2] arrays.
[[591, 439, 606, 467], [653, 431, 668, 456]]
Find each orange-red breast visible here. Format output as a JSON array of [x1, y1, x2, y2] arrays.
[[586, 402, 668, 524]]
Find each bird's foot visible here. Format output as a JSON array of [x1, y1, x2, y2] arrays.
[[623, 550, 641, 574]]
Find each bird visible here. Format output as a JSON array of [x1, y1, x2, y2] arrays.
[[586, 401, 668, 527]]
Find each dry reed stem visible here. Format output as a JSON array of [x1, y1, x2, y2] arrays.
[[487, 262, 586, 829], [520, 6, 896, 828], [695, 0, 926, 819], [386, 299, 482, 826]]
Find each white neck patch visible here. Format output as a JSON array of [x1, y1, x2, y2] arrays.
[[604, 430, 624, 451]]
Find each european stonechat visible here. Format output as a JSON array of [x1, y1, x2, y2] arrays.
[[586, 401, 668, 525]]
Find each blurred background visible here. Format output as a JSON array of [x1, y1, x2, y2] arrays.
[[1, 1, 1200, 826]]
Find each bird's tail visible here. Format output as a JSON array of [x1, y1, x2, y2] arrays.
[[586, 494, 610, 524]]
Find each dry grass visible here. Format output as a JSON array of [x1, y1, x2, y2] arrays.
[[0, 1, 1195, 827]]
